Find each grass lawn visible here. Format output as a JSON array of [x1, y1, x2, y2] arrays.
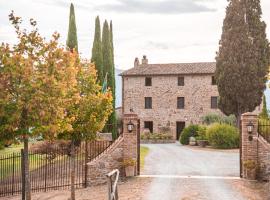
[[0, 143, 47, 179], [140, 146, 149, 170], [0, 143, 23, 156]]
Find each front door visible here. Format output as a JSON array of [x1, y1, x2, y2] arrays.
[[176, 122, 185, 140]]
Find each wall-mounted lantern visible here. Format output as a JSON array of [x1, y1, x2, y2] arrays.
[[247, 121, 254, 134], [247, 121, 254, 141], [127, 121, 134, 133]]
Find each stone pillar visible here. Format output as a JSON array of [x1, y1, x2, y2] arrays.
[[122, 113, 139, 176], [241, 112, 258, 180]]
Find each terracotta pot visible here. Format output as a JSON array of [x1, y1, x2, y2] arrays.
[[125, 166, 135, 177], [244, 168, 257, 180], [197, 140, 208, 147]]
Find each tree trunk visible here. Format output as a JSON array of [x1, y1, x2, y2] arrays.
[[236, 114, 241, 130], [23, 137, 31, 200], [70, 140, 75, 200]]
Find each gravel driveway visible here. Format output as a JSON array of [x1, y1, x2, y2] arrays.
[[141, 143, 265, 200]]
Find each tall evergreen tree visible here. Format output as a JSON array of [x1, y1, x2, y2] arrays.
[[91, 16, 103, 84], [66, 3, 78, 52], [259, 95, 269, 119], [102, 20, 117, 138], [215, 0, 270, 127], [109, 20, 117, 137]]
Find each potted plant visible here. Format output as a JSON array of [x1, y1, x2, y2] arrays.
[[189, 137, 196, 146], [196, 137, 208, 147], [123, 159, 136, 177], [196, 126, 208, 147], [243, 160, 257, 180]]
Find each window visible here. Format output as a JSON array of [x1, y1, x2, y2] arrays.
[[144, 121, 153, 133], [211, 96, 218, 109], [145, 97, 152, 109], [212, 76, 217, 85], [177, 97, 185, 109], [145, 77, 152, 86], [178, 77, 184, 86]]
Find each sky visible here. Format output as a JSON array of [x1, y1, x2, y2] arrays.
[[0, 0, 270, 71]]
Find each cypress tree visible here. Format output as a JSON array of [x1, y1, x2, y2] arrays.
[[102, 20, 117, 138], [215, 0, 270, 127], [91, 16, 103, 84], [109, 20, 117, 138], [66, 3, 78, 52], [259, 95, 269, 119]]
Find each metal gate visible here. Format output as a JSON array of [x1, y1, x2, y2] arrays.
[[137, 119, 140, 175]]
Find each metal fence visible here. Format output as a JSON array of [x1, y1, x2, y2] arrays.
[[0, 140, 112, 197], [258, 119, 270, 143]]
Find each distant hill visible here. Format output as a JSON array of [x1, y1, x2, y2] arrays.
[[115, 68, 123, 108]]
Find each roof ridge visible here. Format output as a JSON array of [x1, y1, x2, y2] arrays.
[[120, 62, 216, 76]]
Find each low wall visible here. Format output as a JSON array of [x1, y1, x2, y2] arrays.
[[87, 136, 125, 185], [258, 136, 270, 180]]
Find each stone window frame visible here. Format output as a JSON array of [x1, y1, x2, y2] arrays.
[[145, 97, 152, 109], [145, 77, 152, 86], [178, 76, 185, 86], [211, 96, 218, 109], [177, 97, 185, 109]]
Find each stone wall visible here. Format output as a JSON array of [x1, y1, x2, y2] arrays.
[[87, 136, 124, 185], [258, 136, 270, 180], [87, 114, 139, 185], [241, 113, 270, 181], [123, 75, 222, 139]]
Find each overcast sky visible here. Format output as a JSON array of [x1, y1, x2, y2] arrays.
[[1, 0, 270, 70]]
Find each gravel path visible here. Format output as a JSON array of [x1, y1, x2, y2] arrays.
[[141, 143, 261, 200], [142, 143, 239, 177]]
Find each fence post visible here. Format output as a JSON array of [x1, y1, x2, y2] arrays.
[[44, 152, 48, 192], [84, 141, 88, 188], [12, 152, 15, 195], [21, 149, 25, 200]]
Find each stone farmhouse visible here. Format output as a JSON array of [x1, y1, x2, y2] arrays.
[[120, 56, 228, 140]]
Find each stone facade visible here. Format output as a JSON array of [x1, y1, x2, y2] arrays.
[[121, 57, 222, 140], [241, 113, 270, 180]]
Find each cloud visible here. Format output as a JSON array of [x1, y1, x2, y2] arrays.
[[146, 41, 169, 50], [95, 0, 216, 14]]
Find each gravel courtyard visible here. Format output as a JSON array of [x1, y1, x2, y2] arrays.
[[141, 142, 268, 200]]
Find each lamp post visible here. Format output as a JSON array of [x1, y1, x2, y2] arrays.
[[247, 121, 254, 141], [127, 121, 134, 133]]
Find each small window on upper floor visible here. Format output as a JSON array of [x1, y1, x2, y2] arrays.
[[178, 77, 184, 86], [212, 76, 217, 85], [145, 77, 152, 86], [177, 97, 185, 109], [145, 97, 152, 109], [211, 96, 218, 109]]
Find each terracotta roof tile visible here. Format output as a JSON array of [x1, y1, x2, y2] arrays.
[[120, 62, 216, 76]]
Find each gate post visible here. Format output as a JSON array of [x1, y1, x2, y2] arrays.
[[241, 113, 258, 180], [122, 114, 139, 176]]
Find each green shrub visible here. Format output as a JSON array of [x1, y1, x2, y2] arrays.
[[141, 133, 173, 140], [180, 125, 200, 145], [196, 126, 207, 140], [202, 113, 236, 126], [206, 123, 239, 149]]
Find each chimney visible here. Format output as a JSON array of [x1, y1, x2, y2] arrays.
[[141, 55, 148, 65], [134, 57, 140, 68]]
